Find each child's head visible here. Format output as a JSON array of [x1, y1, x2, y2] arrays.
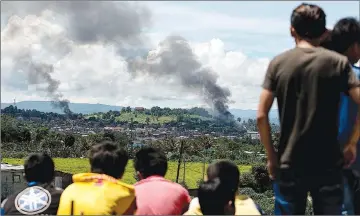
[[198, 178, 235, 215]]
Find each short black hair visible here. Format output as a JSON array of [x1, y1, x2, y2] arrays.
[[198, 178, 234, 215], [89, 141, 129, 179], [134, 146, 167, 178], [291, 3, 326, 39], [329, 17, 360, 53], [207, 160, 240, 194], [319, 30, 333, 50], [24, 153, 55, 183]]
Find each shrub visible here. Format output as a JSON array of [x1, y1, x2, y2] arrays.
[[239, 172, 256, 190], [251, 165, 271, 192]]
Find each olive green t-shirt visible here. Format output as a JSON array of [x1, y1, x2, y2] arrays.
[[262, 47, 359, 174]]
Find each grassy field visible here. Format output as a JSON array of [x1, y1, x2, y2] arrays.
[[86, 112, 212, 124], [115, 112, 176, 124], [3, 158, 251, 188]]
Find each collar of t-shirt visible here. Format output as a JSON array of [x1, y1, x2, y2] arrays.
[[135, 175, 169, 185], [28, 181, 38, 186]]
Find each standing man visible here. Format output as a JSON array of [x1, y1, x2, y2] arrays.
[[257, 3, 360, 215], [321, 17, 360, 215]]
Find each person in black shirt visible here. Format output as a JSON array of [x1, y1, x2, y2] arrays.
[[257, 3, 360, 215], [1, 153, 63, 215]]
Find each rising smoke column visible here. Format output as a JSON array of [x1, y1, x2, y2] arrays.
[[1, 1, 151, 113], [1, 14, 74, 114], [129, 35, 233, 119], [14, 52, 72, 114]]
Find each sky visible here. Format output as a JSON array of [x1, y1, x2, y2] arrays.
[[1, 1, 359, 110]]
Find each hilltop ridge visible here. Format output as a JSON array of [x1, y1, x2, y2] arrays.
[[1, 100, 279, 121]]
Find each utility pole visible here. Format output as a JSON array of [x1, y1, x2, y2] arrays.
[[183, 157, 186, 183], [176, 139, 184, 183]]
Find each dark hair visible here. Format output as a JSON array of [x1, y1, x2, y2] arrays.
[[291, 3, 326, 39], [198, 178, 234, 215], [319, 30, 333, 50], [134, 146, 167, 178], [329, 17, 360, 54], [24, 153, 55, 183], [89, 141, 129, 179], [207, 160, 240, 194]]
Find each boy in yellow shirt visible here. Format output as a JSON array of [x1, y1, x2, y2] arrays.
[[57, 141, 136, 215]]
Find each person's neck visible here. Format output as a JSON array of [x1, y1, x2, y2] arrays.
[[343, 50, 356, 65], [296, 40, 318, 49]]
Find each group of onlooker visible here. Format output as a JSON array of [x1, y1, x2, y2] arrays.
[[1, 143, 264, 215], [257, 2, 360, 216]]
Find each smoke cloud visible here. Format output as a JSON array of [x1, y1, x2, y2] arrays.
[[129, 35, 233, 119], [2, 1, 234, 118], [1, 1, 151, 48], [1, 1, 151, 114], [13, 52, 72, 114]]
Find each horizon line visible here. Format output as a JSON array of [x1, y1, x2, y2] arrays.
[[1, 100, 278, 111]]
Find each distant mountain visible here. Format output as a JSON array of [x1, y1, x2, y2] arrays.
[[230, 109, 279, 122], [1, 101, 279, 122], [1, 101, 122, 114]]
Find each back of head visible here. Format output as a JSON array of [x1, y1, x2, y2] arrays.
[[291, 3, 326, 40], [198, 178, 234, 215], [89, 141, 129, 179], [330, 17, 360, 56], [134, 146, 168, 178], [207, 160, 239, 194], [24, 153, 55, 184]]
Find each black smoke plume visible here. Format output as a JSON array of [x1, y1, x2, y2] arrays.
[[129, 35, 233, 120], [14, 52, 72, 114]]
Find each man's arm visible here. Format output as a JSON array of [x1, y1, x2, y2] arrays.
[[257, 59, 277, 179], [342, 61, 360, 104], [180, 190, 192, 214], [349, 87, 360, 104], [343, 107, 360, 167], [257, 90, 276, 165], [348, 108, 360, 146]]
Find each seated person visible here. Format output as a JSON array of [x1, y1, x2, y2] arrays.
[[1, 153, 63, 215], [134, 146, 191, 215], [198, 178, 235, 215], [57, 141, 136, 215], [185, 160, 264, 215]]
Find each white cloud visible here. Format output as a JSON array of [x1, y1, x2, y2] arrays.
[[1, 12, 271, 110]]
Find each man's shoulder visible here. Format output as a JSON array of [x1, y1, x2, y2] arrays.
[[269, 48, 296, 65], [271, 47, 347, 64], [113, 180, 135, 194], [352, 65, 360, 77], [321, 48, 349, 64]]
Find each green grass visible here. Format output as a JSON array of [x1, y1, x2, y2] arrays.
[[2, 158, 251, 188], [86, 112, 212, 124], [115, 112, 176, 124]]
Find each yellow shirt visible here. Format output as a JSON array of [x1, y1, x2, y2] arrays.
[[184, 195, 261, 215], [57, 173, 136, 215]]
